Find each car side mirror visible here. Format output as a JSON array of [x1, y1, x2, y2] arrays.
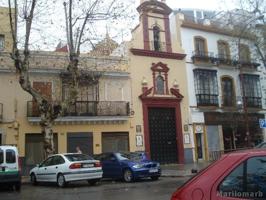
[[36, 164, 40, 168]]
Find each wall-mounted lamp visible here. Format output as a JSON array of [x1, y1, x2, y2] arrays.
[[141, 77, 148, 86], [173, 79, 179, 89], [236, 97, 243, 109]]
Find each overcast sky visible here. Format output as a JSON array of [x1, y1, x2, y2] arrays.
[[165, 0, 237, 11], [0, 0, 239, 50]]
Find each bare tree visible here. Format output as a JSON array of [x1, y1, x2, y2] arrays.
[[8, 0, 61, 158], [7, 0, 135, 158], [218, 0, 265, 67], [62, 0, 136, 105]]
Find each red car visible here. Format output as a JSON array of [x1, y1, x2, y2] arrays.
[[171, 149, 266, 200]]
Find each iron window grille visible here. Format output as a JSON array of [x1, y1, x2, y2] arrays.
[[194, 69, 219, 106], [241, 74, 262, 108]]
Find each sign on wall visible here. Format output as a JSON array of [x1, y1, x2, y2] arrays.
[[136, 135, 143, 147], [259, 119, 266, 128]]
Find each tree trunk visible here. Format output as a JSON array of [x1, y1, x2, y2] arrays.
[[41, 118, 55, 158], [39, 102, 56, 158]]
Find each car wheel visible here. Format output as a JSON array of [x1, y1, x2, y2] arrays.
[[123, 169, 133, 182], [151, 176, 159, 181], [30, 173, 37, 186], [57, 173, 66, 188], [15, 182, 21, 191], [88, 179, 101, 186]]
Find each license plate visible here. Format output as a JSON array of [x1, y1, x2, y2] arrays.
[[149, 168, 158, 173], [83, 164, 94, 168]]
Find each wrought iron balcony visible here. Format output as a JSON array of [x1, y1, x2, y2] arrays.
[[232, 59, 260, 69], [27, 101, 130, 117], [244, 97, 262, 108], [191, 51, 216, 63], [0, 103, 2, 122], [215, 54, 232, 66], [150, 41, 167, 52], [196, 94, 219, 107]]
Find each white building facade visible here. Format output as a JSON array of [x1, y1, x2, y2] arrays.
[[171, 9, 266, 162]]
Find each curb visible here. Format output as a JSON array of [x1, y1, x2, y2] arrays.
[[21, 176, 30, 184]]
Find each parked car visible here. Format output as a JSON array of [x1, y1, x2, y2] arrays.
[[94, 152, 161, 182], [0, 145, 21, 190], [171, 149, 266, 200], [255, 141, 266, 148], [30, 153, 102, 187]]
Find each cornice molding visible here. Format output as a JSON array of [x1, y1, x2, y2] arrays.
[[130, 48, 186, 60]]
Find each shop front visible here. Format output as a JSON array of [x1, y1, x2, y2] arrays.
[[205, 112, 264, 152]]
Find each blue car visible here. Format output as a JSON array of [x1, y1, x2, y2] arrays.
[[94, 152, 161, 182]]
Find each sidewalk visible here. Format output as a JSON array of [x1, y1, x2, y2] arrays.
[[161, 161, 211, 177]]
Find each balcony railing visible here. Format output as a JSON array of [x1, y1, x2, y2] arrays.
[[232, 60, 261, 69], [27, 101, 130, 117], [192, 53, 260, 69], [196, 94, 219, 106], [0, 103, 2, 122], [216, 54, 232, 66], [191, 51, 215, 63], [214, 58, 260, 69], [150, 41, 167, 52], [244, 97, 262, 108]]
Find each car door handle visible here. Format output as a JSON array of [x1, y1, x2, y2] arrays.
[[44, 168, 47, 170]]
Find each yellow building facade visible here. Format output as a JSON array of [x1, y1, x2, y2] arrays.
[[0, 1, 194, 174], [0, 5, 136, 173], [0, 49, 135, 173], [128, 0, 192, 164]]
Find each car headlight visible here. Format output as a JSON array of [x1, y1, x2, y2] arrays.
[[132, 164, 144, 169], [156, 163, 160, 167]]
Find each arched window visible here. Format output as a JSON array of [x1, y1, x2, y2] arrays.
[[153, 26, 161, 51], [221, 77, 235, 107], [217, 40, 230, 60], [156, 75, 164, 94]]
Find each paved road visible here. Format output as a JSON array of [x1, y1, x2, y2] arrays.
[[0, 177, 188, 200]]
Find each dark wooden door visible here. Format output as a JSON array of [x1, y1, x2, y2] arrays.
[[67, 133, 93, 156], [148, 108, 178, 164]]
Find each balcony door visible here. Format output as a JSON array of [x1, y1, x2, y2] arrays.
[[221, 77, 235, 107], [194, 36, 207, 56]]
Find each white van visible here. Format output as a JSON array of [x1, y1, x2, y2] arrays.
[[0, 146, 21, 190]]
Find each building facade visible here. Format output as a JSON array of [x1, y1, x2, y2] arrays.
[[1, 2, 265, 170], [171, 9, 266, 162], [128, 0, 191, 164], [0, 7, 138, 174]]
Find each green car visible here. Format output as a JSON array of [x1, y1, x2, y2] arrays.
[[0, 146, 21, 190]]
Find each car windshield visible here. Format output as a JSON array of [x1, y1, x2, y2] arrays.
[[116, 152, 144, 161], [116, 153, 130, 161], [65, 154, 93, 162], [256, 142, 266, 148], [0, 149, 3, 164], [128, 153, 145, 161]]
